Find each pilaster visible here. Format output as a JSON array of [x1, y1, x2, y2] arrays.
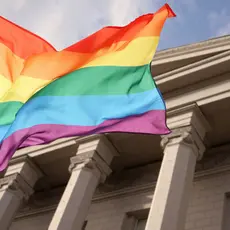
[[0, 157, 43, 230], [48, 135, 119, 230], [145, 104, 209, 230]]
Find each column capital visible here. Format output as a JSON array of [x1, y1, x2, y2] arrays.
[[167, 104, 211, 139], [69, 135, 119, 183], [0, 157, 43, 200], [161, 126, 205, 160], [0, 173, 33, 201], [163, 104, 210, 160]]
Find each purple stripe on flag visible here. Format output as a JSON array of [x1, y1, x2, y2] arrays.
[[0, 110, 170, 170]]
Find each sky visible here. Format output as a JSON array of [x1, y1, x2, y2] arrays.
[[0, 0, 230, 51]]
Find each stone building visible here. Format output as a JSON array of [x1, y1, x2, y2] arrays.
[[0, 35, 230, 230]]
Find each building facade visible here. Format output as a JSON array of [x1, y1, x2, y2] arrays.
[[0, 35, 230, 230]]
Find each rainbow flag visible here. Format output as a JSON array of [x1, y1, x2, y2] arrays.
[[0, 4, 175, 170]]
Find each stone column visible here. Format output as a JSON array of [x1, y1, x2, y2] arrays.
[[0, 157, 43, 230], [48, 135, 118, 230], [145, 128, 205, 230]]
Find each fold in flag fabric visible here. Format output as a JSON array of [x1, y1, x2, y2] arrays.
[[0, 16, 56, 140], [0, 4, 175, 170]]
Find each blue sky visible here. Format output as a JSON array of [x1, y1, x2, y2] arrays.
[[1, 0, 230, 51]]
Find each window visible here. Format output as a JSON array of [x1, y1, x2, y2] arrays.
[[121, 209, 149, 230], [135, 218, 147, 230]]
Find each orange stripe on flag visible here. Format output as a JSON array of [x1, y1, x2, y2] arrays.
[[21, 36, 159, 80]]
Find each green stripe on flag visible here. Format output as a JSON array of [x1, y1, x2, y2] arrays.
[[33, 65, 156, 97]]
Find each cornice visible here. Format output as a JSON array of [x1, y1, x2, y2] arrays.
[[164, 72, 230, 110], [155, 50, 230, 84], [154, 50, 230, 99], [15, 204, 56, 219], [153, 35, 230, 64]]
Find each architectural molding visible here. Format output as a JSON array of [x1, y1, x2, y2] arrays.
[[0, 173, 33, 200], [165, 71, 230, 110], [155, 50, 230, 88], [153, 35, 230, 63], [161, 127, 205, 160], [1, 157, 43, 200], [75, 135, 119, 163], [69, 154, 111, 183], [167, 103, 211, 139], [15, 204, 56, 220], [69, 135, 119, 183], [196, 146, 230, 172], [161, 104, 209, 159], [160, 129, 193, 148]]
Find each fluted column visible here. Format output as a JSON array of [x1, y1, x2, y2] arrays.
[[0, 158, 43, 230], [48, 135, 118, 230], [145, 127, 205, 230]]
